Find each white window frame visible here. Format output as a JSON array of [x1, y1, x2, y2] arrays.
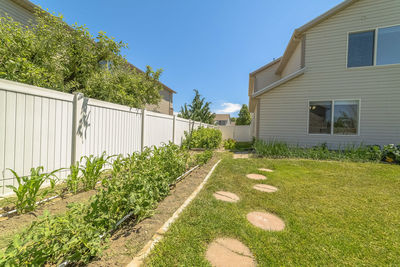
[[307, 99, 361, 136], [346, 24, 400, 69]]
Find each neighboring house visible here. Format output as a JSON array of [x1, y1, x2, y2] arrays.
[[248, 0, 400, 148], [145, 84, 175, 115], [214, 114, 231, 126], [0, 0, 176, 115]]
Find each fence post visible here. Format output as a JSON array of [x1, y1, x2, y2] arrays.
[[71, 93, 84, 164], [172, 115, 176, 144], [141, 108, 146, 152]]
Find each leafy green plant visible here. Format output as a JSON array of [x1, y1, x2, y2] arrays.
[[194, 150, 213, 165], [223, 139, 236, 150], [0, 143, 192, 265], [183, 127, 222, 149], [6, 167, 59, 214], [382, 144, 400, 163], [0, 9, 164, 108], [66, 162, 80, 194], [253, 140, 384, 163], [80, 152, 112, 191]]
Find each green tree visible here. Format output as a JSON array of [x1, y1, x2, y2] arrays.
[[0, 9, 163, 108], [178, 89, 215, 124], [236, 104, 252, 125]]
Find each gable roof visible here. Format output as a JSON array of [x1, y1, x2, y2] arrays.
[[275, 0, 360, 75]]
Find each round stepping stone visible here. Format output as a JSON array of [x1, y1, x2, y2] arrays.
[[253, 184, 278, 193], [206, 238, 255, 267], [247, 212, 285, 231], [213, 191, 240, 203], [258, 168, 274, 172], [246, 173, 266, 180]]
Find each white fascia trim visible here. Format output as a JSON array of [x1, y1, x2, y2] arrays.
[[252, 68, 306, 98]]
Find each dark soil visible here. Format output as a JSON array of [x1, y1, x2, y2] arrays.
[[88, 155, 220, 267]]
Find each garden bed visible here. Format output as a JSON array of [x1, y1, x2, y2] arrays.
[[0, 189, 97, 250], [88, 153, 221, 266]]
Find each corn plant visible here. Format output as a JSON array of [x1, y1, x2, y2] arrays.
[[6, 167, 59, 214], [80, 152, 112, 191], [66, 162, 80, 194]]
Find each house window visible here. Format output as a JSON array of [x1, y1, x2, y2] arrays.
[[377, 25, 400, 65], [333, 100, 359, 135], [309, 101, 332, 134], [347, 31, 375, 67], [348, 25, 400, 67], [309, 100, 359, 135]]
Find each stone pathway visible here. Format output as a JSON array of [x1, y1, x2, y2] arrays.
[[247, 211, 285, 231], [206, 238, 255, 267], [246, 173, 267, 180], [205, 167, 285, 266], [258, 168, 274, 172], [213, 191, 240, 203], [253, 184, 278, 193], [233, 153, 249, 159]]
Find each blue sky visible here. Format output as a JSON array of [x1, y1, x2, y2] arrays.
[[31, 0, 343, 116]]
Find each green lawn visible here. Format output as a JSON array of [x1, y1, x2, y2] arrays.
[[145, 155, 400, 266]]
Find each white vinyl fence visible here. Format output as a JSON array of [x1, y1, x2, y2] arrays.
[[0, 78, 213, 196], [218, 125, 252, 142]]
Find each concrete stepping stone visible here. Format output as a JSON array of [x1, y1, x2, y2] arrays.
[[213, 191, 240, 203], [258, 168, 274, 172], [247, 211, 285, 231], [253, 184, 278, 193], [206, 238, 255, 267], [246, 173, 266, 180], [233, 153, 249, 159]]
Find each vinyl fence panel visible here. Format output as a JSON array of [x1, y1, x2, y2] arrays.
[[0, 78, 214, 197], [0, 79, 74, 196]]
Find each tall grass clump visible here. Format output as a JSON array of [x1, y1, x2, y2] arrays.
[[253, 140, 383, 162]]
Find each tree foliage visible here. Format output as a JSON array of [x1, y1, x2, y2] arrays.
[[0, 9, 163, 108], [179, 89, 215, 124], [236, 104, 252, 125]]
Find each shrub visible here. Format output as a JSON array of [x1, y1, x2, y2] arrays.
[[223, 139, 236, 150], [253, 140, 383, 162], [183, 127, 222, 149], [194, 150, 214, 165], [0, 143, 191, 265], [382, 144, 400, 163], [6, 167, 59, 214]]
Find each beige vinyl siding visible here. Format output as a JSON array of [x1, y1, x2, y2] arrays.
[[145, 89, 173, 115], [258, 0, 400, 147], [0, 0, 35, 26], [254, 62, 281, 92], [281, 42, 302, 77]]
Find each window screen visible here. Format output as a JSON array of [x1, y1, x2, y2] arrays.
[[309, 101, 332, 134], [348, 31, 375, 67], [377, 25, 400, 65]]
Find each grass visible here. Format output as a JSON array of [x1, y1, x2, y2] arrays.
[[145, 154, 400, 266]]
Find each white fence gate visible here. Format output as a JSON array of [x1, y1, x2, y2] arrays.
[[0, 78, 213, 196], [218, 125, 252, 142]]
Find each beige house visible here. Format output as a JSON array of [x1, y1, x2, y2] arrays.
[[0, 0, 176, 115], [249, 0, 400, 148], [214, 114, 231, 126]]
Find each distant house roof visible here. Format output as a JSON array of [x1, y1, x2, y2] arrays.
[[214, 114, 230, 121]]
